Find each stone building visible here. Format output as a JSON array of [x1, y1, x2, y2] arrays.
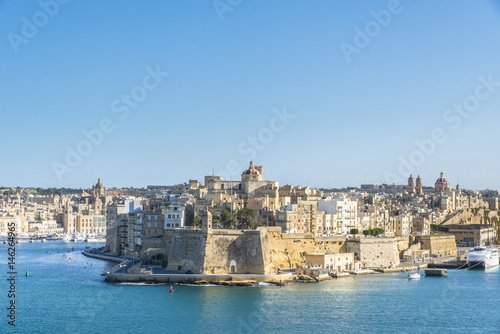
[[408, 175, 415, 195], [415, 175, 423, 195], [446, 224, 497, 247], [432, 172, 462, 213], [305, 251, 355, 272], [203, 161, 279, 201], [91, 178, 105, 198]]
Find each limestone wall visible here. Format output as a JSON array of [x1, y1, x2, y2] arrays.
[[203, 230, 266, 275], [396, 236, 410, 259], [141, 227, 349, 275], [416, 235, 457, 256], [346, 238, 400, 268], [265, 229, 346, 271], [167, 230, 207, 273]]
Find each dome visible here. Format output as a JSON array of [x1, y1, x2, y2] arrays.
[[435, 172, 448, 184], [243, 168, 260, 175], [95, 178, 104, 188]]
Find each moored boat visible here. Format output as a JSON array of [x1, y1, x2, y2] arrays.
[[408, 271, 420, 279], [467, 246, 499, 269]]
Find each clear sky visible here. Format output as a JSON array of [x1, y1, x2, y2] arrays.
[[1, 0, 500, 190]]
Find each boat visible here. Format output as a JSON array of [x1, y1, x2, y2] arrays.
[[85, 235, 99, 242], [408, 270, 420, 279], [16, 232, 31, 243], [62, 234, 72, 243], [46, 234, 63, 241], [467, 246, 499, 269]]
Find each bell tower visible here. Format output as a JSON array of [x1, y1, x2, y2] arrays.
[[408, 175, 415, 195], [416, 175, 423, 195]]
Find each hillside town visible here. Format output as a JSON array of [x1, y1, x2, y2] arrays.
[[1, 162, 499, 276]]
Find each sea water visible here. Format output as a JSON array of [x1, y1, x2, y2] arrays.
[[1, 242, 499, 333]]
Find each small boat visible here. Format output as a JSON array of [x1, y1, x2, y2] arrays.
[[408, 270, 420, 279]]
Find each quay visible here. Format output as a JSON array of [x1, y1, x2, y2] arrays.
[[425, 269, 447, 276], [83, 248, 294, 285], [103, 270, 294, 286], [82, 249, 125, 263], [427, 261, 466, 269]]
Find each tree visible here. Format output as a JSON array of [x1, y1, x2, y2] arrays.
[[363, 230, 371, 236], [188, 216, 202, 228], [237, 208, 260, 229], [220, 209, 234, 229], [430, 224, 449, 233], [208, 210, 221, 228], [350, 228, 359, 235]]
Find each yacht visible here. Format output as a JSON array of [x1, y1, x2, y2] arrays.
[[467, 246, 499, 269]]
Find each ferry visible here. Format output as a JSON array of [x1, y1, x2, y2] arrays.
[[467, 246, 499, 269]]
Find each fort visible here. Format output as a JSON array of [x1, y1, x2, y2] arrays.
[[140, 211, 348, 275], [136, 211, 459, 277]]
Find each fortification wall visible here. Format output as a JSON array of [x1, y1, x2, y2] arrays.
[[167, 230, 207, 273], [416, 235, 457, 256], [346, 238, 400, 268], [396, 236, 410, 259], [203, 231, 266, 275], [265, 229, 346, 271], [141, 227, 350, 275]]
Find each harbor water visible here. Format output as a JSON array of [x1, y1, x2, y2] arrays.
[[1, 241, 500, 333]]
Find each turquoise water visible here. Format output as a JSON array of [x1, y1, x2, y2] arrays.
[[1, 242, 500, 334]]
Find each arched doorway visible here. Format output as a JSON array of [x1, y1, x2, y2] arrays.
[[229, 260, 237, 274]]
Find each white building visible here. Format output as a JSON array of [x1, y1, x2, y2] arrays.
[[318, 198, 358, 235], [164, 204, 186, 229]]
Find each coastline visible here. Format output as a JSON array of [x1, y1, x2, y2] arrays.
[[83, 248, 433, 286]]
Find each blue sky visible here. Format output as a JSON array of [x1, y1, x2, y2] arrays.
[[1, 0, 500, 190]]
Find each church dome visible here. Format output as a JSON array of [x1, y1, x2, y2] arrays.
[[95, 178, 104, 188], [435, 172, 448, 184], [243, 168, 260, 175], [242, 160, 260, 176]]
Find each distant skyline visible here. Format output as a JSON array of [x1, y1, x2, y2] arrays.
[[2, 1, 500, 190]]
